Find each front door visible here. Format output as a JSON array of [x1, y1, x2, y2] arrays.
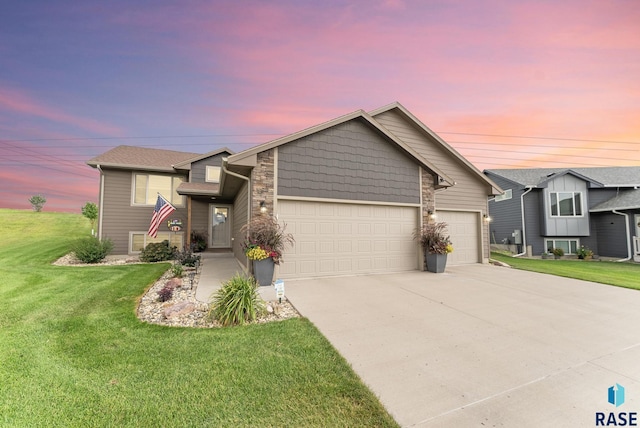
[[209, 205, 232, 248]]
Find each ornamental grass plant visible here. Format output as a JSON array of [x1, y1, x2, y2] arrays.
[[414, 221, 453, 254], [209, 274, 265, 326]]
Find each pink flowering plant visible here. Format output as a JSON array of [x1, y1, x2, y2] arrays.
[[240, 215, 294, 265]]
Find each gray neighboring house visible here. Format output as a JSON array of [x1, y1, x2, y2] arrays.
[[87, 102, 501, 279], [485, 167, 640, 261]]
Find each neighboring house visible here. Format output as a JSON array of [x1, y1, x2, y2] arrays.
[[485, 167, 640, 261], [87, 102, 501, 279]]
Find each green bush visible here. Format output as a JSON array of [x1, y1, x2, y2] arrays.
[[73, 237, 113, 263], [171, 263, 184, 278], [140, 241, 176, 262], [209, 274, 265, 326]]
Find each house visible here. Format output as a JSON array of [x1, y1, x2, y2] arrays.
[[87, 102, 501, 278], [485, 167, 640, 261]]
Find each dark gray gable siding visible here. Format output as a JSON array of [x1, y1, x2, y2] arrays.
[[191, 153, 228, 183], [277, 118, 420, 204], [486, 174, 524, 245]]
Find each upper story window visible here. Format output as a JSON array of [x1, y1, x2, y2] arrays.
[[206, 166, 221, 183], [133, 174, 185, 206], [494, 189, 512, 202], [550, 192, 582, 217]]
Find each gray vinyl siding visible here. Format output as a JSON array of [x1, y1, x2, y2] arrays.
[[375, 109, 493, 260], [191, 154, 227, 183], [232, 182, 249, 264], [190, 199, 209, 237], [100, 168, 188, 254], [486, 175, 524, 246], [587, 188, 619, 208], [277, 118, 420, 204]]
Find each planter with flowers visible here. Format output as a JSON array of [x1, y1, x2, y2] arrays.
[[414, 221, 453, 273], [241, 215, 294, 286]]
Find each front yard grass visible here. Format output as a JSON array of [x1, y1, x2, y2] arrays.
[[491, 251, 640, 290], [0, 209, 398, 427]]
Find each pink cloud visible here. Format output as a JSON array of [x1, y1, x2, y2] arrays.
[[0, 85, 123, 136]]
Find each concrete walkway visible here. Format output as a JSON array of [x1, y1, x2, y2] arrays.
[[195, 252, 276, 302]]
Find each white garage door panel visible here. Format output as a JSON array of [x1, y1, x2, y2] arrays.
[[437, 211, 480, 265], [278, 200, 419, 278]]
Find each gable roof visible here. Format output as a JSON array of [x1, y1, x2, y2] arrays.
[[227, 108, 456, 187], [369, 102, 502, 194], [173, 147, 235, 170], [485, 167, 640, 188], [87, 145, 199, 172]]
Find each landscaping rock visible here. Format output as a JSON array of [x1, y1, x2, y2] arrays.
[[163, 301, 196, 319]]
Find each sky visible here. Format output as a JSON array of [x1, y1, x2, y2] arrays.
[[1, 0, 639, 212]]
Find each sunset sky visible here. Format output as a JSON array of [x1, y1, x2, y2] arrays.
[[1, 0, 639, 212]]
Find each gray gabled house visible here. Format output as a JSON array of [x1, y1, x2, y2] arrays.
[[87, 102, 502, 278], [485, 167, 640, 261]]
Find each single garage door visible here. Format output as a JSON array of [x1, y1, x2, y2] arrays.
[[437, 210, 480, 265], [277, 200, 419, 278]]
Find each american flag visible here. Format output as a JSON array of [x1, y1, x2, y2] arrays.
[[148, 194, 176, 238]]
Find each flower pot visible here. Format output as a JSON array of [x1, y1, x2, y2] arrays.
[[425, 253, 447, 273], [253, 257, 275, 286]]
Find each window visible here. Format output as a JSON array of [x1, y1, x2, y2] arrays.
[[495, 189, 512, 202], [133, 174, 184, 206], [546, 239, 579, 254], [206, 166, 221, 183], [550, 192, 582, 217], [130, 232, 183, 253]]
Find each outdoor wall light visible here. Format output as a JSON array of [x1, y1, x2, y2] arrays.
[[483, 214, 492, 223], [428, 210, 436, 220], [260, 201, 267, 213]]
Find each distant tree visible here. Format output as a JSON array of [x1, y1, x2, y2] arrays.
[[82, 202, 98, 235], [29, 194, 47, 212]]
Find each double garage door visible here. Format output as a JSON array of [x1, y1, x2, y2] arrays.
[[277, 200, 419, 279]]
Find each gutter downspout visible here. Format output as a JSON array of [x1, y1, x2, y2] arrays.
[[96, 165, 104, 239], [222, 158, 250, 270], [514, 186, 534, 257], [612, 210, 632, 262]]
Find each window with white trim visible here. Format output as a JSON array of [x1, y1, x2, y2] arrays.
[[133, 174, 185, 206], [545, 239, 579, 254], [130, 232, 184, 253], [206, 166, 221, 183], [495, 189, 512, 202], [550, 192, 583, 217]]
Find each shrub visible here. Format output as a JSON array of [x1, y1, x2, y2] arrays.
[[140, 241, 176, 262], [72, 237, 113, 263], [209, 274, 265, 326], [171, 263, 184, 278], [157, 285, 174, 302], [176, 247, 201, 267], [552, 248, 564, 257], [29, 194, 47, 212], [190, 230, 208, 252]]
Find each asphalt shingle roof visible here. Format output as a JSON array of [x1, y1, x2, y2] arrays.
[[87, 145, 199, 171], [485, 166, 640, 187]]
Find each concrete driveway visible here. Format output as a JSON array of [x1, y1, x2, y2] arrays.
[[284, 264, 640, 427]]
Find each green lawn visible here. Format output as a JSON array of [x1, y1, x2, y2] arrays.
[[491, 251, 640, 290], [0, 209, 398, 427]]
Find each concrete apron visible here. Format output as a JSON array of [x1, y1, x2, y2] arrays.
[[284, 264, 640, 427]]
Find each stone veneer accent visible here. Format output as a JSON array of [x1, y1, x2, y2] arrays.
[[421, 168, 436, 224], [251, 149, 275, 217]]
